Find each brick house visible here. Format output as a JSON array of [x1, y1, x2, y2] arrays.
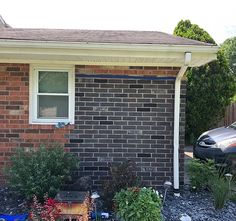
[[0, 18, 218, 192]]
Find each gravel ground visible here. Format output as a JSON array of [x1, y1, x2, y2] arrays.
[[162, 187, 236, 221], [0, 187, 28, 214], [0, 186, 235, 221]]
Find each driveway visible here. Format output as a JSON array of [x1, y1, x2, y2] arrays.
[[184, 146, 193, 184]]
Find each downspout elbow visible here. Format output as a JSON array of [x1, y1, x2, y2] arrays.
[[176, 52, 191, 80]]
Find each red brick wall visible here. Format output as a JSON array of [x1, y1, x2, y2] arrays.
[[0, 63, 73, 183]]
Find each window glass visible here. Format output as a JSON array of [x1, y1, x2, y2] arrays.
[[38, 71, 68, 93], [38, 95, 68, 118]]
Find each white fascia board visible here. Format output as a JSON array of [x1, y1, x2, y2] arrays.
[[0, 39, 219, 52], [0, 40, 219, 67]]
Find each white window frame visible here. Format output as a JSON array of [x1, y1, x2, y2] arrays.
[[29, 64, 75, 124]]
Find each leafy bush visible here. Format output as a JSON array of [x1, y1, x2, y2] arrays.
[[209, 176, 229, 209], [102, 160, 140, 210], [114, 187, 162, 221], [227, 153, 236, 174], [188, 158, 234, 209], [187, 159, 217, 190], [6, 144, 79, 201]]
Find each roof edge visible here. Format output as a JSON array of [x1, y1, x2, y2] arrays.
[[0, 39, 219, 53], [0, 39, 219, 68]]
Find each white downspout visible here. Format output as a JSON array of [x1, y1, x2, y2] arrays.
[[173, 52, 192, 195]]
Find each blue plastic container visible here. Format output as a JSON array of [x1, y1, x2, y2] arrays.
[[0, 214, 28, 221], [91, 211, 110, 219]]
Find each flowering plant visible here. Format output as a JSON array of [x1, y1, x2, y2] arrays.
[[29, 195, 61, 221]]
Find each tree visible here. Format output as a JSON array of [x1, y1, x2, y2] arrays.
[[221, 37, 236, 74], [174, 20, 215, 44], [174, 20, 236, 142]]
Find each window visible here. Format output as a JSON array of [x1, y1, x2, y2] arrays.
[[30, 65, 75, 124]]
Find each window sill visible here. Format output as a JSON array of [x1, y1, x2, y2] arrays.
[[29, 120, 73, 125]]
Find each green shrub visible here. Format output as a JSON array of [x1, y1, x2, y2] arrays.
[[114, 187, 162, 221], [187, 159, 217, 190], [102, 160, 140, 210], [209, 176, 229, 209], [5, 144, 79, 201], [230, 193, 236, 203], [227, 153, 236, 174]]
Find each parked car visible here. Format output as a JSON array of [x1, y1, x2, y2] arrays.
[[194, 122, 236, 167]]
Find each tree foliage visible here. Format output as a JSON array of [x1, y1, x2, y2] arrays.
[[174, 20, 215, 44], [174, 20, 236, 142], [221, 37, 236, 74]]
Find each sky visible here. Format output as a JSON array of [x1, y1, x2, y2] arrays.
[[1, 0, 236, 44]]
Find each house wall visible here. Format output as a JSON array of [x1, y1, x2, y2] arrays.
[[0, 64, 72, 183], [0, 63, 186, 189], [69, 65, 186, 188]]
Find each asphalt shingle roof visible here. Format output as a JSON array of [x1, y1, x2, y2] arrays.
[[0, 28, 215, 46]]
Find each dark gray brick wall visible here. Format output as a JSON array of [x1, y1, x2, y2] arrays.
[[67, 72, 186, 189]]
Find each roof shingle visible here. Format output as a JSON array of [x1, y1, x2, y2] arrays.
[[0, 28, 215, 46]]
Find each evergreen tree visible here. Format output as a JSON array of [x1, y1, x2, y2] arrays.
[[174, 20, 236, 142], [221, 37, 236, 74]]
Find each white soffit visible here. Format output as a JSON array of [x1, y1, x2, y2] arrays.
[[0, 40, 219, 67]]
